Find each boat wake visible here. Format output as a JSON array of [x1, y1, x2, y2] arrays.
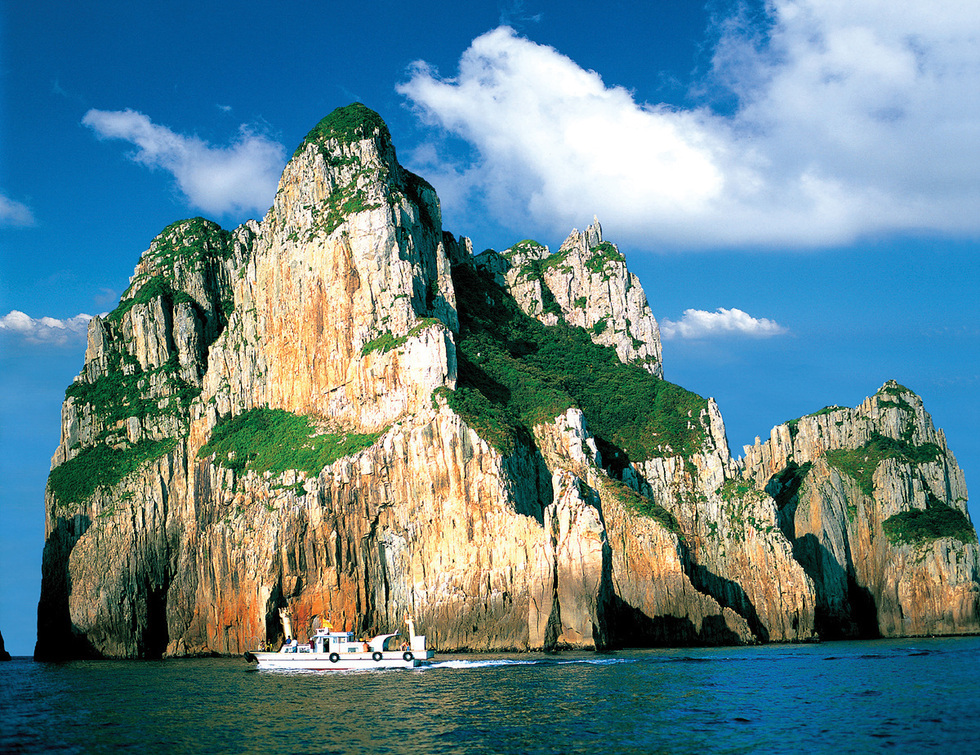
[[424, 657, 636, 670]]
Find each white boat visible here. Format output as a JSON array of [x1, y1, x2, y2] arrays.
[[244, 615, 434, 670]]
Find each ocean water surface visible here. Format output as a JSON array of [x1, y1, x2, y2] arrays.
[[3, 636, 979, 753]]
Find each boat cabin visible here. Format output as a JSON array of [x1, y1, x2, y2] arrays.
[[278, 629, 404, 654]]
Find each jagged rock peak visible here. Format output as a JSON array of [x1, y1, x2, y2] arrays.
[[475, 216, 663, 377], [116, 218, 243, 329], [559, 216, 604, 255], [744, 380, 964, 490]]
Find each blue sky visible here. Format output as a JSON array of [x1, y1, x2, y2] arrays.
[[1, 1, 978, 655]]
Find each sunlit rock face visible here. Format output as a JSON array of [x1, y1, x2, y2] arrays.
[[744, 381, 979, 638], [37, 105, 977, 659]]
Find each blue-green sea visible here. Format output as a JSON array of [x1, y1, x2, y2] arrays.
[[3, 637, 979, 753]]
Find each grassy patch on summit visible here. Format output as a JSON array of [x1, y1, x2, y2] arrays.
[[293, 103, 392, 159], [111, 217, 235, 323]]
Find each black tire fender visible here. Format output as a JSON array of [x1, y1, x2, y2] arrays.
[[372, 651, 383, 662], [403, 651, 414, 662], [329, 653, 340, 663]]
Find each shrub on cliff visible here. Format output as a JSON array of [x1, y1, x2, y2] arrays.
[[883, 502, 977, 546]]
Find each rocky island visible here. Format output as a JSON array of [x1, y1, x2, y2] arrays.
[[36, 104, 979, 660]]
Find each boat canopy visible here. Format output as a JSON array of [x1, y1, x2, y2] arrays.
[[370, 633, 395, 649]]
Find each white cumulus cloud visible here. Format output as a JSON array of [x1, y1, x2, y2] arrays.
[[0, 191, 34, 227], [82, 109, 286, 217], [660, 308, 788, 340], [0, 311, 93, 346], [399, 2, 980, 249]]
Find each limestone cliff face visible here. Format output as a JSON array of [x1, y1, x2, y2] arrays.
[[743, 381, 979, 638], [37, 105, 977, 659], [202, 109, 457, 431]]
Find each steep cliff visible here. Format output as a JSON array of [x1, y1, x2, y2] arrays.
[[37, 104, 977, 659], [743, 381, 979, 637]]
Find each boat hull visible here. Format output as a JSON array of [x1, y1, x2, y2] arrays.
[[244, 650, 433, 670]]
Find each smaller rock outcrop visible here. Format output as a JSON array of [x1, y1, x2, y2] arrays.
[[474, 218, 663, 377], [744, 381, 979, 638], [0, 628, 11, 660]]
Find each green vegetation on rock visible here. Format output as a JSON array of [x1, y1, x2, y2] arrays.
[[875, 380, 915, 414], [603, 478, 683, 535], [433, 385, 528, 455], [877, 381, 915, 400], [361, 318, 443, 358], [112, 217, 235, 323], [717, 478, 762, 502], [110, 276, 200, 323], [293, 103, 392, 160], [448, 263, 708, 461], [715, 477, 778, 539], [48, 438, 177, 507], [517, 257, 564, 318], [585, 241, 624, 277], [503, 239, 546, 260], [361, 331, 403, 358], [65, 353, 200, 432], [198, 407, 383, 477], [146, 217, 234, 265], [883, 502, 977, 546], [825, 433, 943, 496]]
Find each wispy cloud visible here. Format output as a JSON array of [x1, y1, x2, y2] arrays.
[[82, 109, 286, 217], [0, 311, 93, 346], [0, 192, 35, 227], [660, 308, 788, 340], [499, 0, 542, 28], [399, 2, 980, 249]]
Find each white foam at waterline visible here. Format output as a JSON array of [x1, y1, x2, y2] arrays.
[[424, 657, 637, 670]]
